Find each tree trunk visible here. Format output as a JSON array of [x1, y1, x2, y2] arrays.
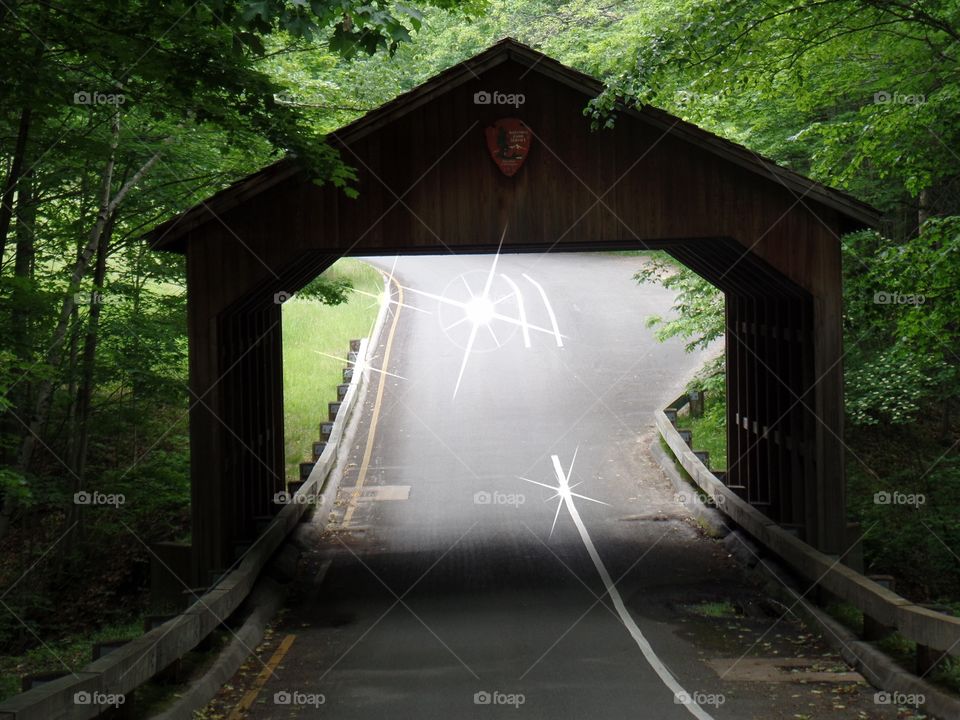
[[16, 113, 164, 476], [10, 174, 35, 352], [6, 170, 35, 440], [70, 215, 112, 489], [0, 171, 35, 539], [918, 188, 930, 231], [941, 392, 953, 444], [13, 111, 165, 524], [0, 106, 32, 268], [63, 304, 80, 460], [16, 113, 121, 476]]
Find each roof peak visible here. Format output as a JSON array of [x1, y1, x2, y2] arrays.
[[146, 38, 878, 250]]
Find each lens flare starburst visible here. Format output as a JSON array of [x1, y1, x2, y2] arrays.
[[396, 227, 566, 398], [517, 448, 609, 538]]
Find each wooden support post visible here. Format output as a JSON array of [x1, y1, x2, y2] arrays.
[[149, 541, 193, 613], [916, 645, 943, 676], [862, 615, 894, 641], [688, 390, 704, 418], [811, 242, 847, 554], [312, 441, 327, 461]]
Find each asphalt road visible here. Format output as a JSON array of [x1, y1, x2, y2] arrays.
[[214, 253, 907, 720]]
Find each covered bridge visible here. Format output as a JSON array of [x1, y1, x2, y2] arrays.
[[146, 38, 879, 583]]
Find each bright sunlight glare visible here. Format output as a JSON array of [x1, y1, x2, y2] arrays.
[[465, 295, 496, 326]]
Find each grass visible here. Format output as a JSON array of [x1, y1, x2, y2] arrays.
[[666, 372, 960, 695], [681, 396, 727, 470], [825, 600, 864, 635], [685, 600, 738, 618], [0, 258, 383, 702], [0, 618, 143, 701], [282, 258, 385, 482], [870, 632, 960, 694], [602, 249, 661, 257], [931, 657, 960, 695]]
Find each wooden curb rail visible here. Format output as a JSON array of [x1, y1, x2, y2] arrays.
[[0, 327, 381, 719], [656, 400, 960, 678]]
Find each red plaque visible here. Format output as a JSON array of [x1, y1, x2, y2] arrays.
[[485, 119, 533, 177]]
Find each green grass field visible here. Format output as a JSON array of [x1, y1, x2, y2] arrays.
[[684, 398, 727, 470], [282, 259, 385, 482]]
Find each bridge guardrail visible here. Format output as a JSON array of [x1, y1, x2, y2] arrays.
[[656, 397, 960, 675], [0, 296, 386, 719]]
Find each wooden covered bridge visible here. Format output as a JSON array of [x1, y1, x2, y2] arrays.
[[146, 38, 878, 584]]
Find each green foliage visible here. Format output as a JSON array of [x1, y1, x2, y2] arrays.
[[261, 0, 680, 137], [588, 0, 960, 218], [848, 447, 960, 600], [842, 220, 960, 426], [685, 600, 738, 618], [0, 0, 957, 673], [0, 469, 30, 508], [685, 398, 727, 470], [845, 347, 939, 426], [635, 254, 724, 353], [689, 355, 725, 399], [0, 0, 479, 655], [614, 0, 959, 610], [282, 259, 383, 480], [0, 618, 144, 701], [297, 274, 353, 305]]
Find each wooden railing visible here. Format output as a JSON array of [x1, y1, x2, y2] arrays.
[[657, 394, 960, 676], [0, 334, 377, 720]]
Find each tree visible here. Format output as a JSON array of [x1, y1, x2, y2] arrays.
[[0, 0, 483, 645]]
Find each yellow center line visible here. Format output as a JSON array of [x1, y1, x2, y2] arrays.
[[227, 633, 296, 719], [342, 274, 404, 528], [227, 276, 403, 717]]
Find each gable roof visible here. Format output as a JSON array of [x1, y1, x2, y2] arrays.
[[147, 37, 879, 251]]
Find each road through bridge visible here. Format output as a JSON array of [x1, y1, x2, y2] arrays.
[[201, 253, 900, 720]]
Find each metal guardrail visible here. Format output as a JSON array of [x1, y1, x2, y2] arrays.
[[0, 334, 376, 720], [656, 395, 960, 676]]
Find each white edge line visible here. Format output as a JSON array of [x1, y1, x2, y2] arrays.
[[523, 274, 564, 347], [550, 454, 715, 720], [499, 273, 531, 348]]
